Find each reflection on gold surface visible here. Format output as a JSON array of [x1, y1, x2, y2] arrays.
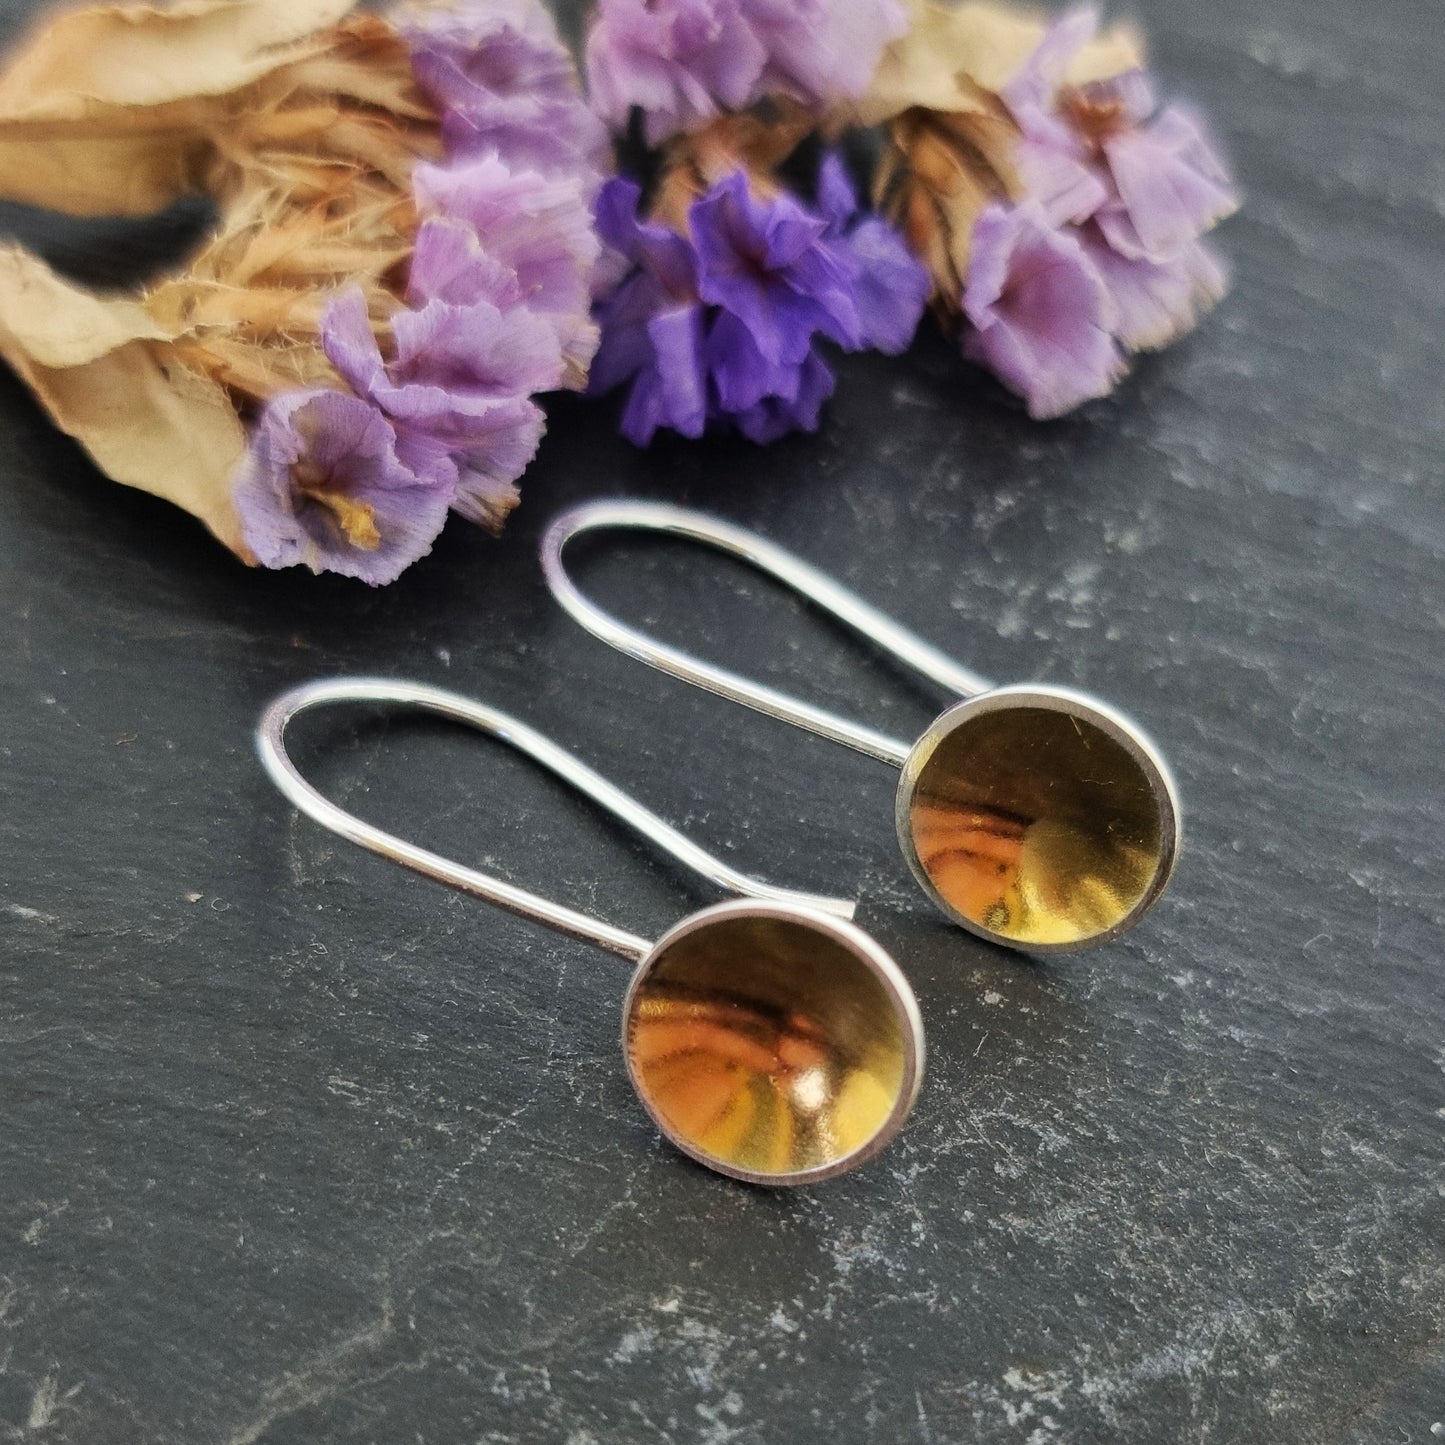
[[906, 705, 1165, 946], [626, 915, 908, 1180]]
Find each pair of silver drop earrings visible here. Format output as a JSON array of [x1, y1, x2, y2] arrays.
[[258, 500, 1181, 1188]]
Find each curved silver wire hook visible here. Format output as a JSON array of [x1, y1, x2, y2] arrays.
[[541, 500, 994, 770], [257, 676, 855, 965]]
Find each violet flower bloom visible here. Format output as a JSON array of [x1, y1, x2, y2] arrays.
[[586, 0, 903, 143], [413, 156, 601, 386], [741, 0, 906, 110], [402, 0, 610, 193], [1079, 223, 1229, 352], [234, 390, 450, 584], [586, 0, 768, 144], [728, 347, 836, 444], [1093, 105, 1238, 263], [321, 287, 548, 529], [406, 217, 525, 310], [999, 7, 1108, 224], [688, 172, 862, 431], [963, 202, 1124, 419], [816, 153, 929, 355], [591, 166, 926, 444], [1002, 7, 1238, 261], [589, 178, 709, 443], [691, 171, 860, 367]]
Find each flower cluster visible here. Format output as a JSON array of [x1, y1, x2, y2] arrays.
[[590, 157, 928, 444], [586, 0, 907, 143], [235, 0, 603, 584], [0, 0, 1243, 586], [961, 9, 1238, 418]]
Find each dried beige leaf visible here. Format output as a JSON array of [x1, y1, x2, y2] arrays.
[[0, 246, 248, 552], [0, 0, 436, 561], [0, 0, 355, 120], [854, 0, 1143, 127], [0, 0, 360, 215]]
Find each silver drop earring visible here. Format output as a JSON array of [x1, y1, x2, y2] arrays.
[[257, 676, 924, 1185], [542, 500, 1181, 954]]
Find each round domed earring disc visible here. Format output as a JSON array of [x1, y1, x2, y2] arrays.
[[898, 686, 1179, 951], [623, 902, 923, 1185]]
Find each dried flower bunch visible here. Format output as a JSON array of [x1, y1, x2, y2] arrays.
[[865, 3, 1238, 417], [0, 0, 603, 582], [0, 0, 1238, 584], [586, 0, 1239, 430]]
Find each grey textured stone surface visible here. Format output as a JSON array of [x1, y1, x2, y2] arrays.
[[1, 0, 1442, 1440]]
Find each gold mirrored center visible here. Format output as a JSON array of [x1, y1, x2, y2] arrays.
[[625, 912, 914, 1182], [904, 701, 1168, 947]]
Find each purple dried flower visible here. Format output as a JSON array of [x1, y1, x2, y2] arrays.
[[586, 0, 903, 143], [740, 0, 906, 109], [816, 153, 929, 355], [585, 0, 768, 144], [963, 202, 1124, 419], [588, 178, 708, 443], [406, 217, 525, 309], [1093, 105, 1238, 262], [1079, 223, 1229, 352], [234, 390, 450, 584], [705, 308, 800, 415], [695, 305, 835, 444], [1001, 14, 1122, 227], [402, 0, 610, 191], [231, 0, 610, 585], [1002, 7, 1238, 259], [691, 170, 861, 361], [955, 7, 1239, 412], [1001, 8, 1103, 138], [413, 155, 601, 385], [320, 287, 546, 528], [621, 304, 711, 442], [590, 166, 924, 444]]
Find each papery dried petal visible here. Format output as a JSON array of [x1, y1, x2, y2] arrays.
[[617, 303, 708, 444], [321, 284, 550, 473], [741, 0, 906, 108], [595, 176, 700, 296], [448, 398, 544, 526], [691, 171, 859, 363], [0, 244, 248, 551], [854, 0, 1141, 128], [1098, 106, 1239, 261], [406, 217, 524, 308], [963, 201, 1124, 418], [402, 0, 609, 188], [234, 388, 450, 584], [414, 154, 600, 383], [585, 0, 769, 144], [1081, 223, 1228, 351], [816, 154, 928, 355], [730, 346, 835, 443], [393, 296, 560, 396]]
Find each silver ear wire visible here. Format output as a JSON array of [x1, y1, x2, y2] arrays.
[[541, 499, 993, 766], [257, 675, 856, 963]]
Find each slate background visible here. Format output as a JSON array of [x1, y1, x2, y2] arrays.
[[2, 0, 1443, 1440]]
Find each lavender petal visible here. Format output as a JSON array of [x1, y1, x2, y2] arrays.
[[963, 202, 1125, 419], [234, 390, 451, 585], [1082, 225, 1229, 351], [1102, 106, 1240, 261]]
